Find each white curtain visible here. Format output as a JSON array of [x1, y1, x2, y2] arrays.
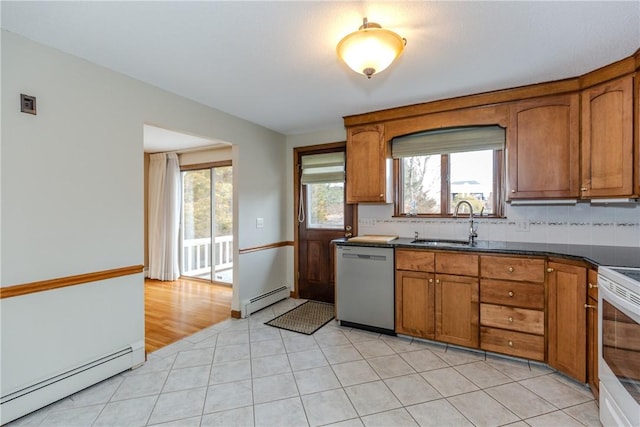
[[148, 152, 181, 281]]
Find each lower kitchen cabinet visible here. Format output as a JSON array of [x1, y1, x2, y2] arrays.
[[394, 248, 596, 391], [395, 270, 435, 339], [435, 274, 479, 348], [479, 255, 546, 361], [587, 268, 599, 399], [547, 261, 587, 383], [395, 249, 479, 347]]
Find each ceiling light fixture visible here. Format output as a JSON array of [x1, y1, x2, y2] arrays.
[[337, 17, 407, 79]]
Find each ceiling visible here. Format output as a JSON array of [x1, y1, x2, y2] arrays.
[[2, 1, 639, 151]]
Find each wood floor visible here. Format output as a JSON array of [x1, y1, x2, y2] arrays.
[[144, 278, 232, 353]]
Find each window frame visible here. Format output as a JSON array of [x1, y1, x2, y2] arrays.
[[393, 149, 505, 218]]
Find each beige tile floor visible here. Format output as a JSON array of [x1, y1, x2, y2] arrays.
[[9, 298, 601, 427]]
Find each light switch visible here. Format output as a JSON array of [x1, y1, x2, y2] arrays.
[[256, 218, 264, 228]]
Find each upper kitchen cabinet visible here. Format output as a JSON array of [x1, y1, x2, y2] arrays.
[[346, 124, 392, 203], [581, 75, 635, 198], [507, 94, 580, 199]]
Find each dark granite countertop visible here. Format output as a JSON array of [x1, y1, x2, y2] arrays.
[[334, 237, 640, 269]]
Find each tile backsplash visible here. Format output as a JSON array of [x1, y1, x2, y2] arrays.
[[358, 202, 640, 248]]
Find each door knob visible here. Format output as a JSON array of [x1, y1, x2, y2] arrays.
[[345, 232, 353, 238], [346, 225, 352, 231]]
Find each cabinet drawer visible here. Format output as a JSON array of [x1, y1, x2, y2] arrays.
[[480, 304, 544, 335], [396, 249, 435, 272], [480, 327, 545, 361], [480, 279, 544, 309], [481, 255, 545, 282], [436, 252, 478, 276]]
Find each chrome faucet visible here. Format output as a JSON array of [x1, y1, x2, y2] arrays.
[[454, 200, 478, 243]]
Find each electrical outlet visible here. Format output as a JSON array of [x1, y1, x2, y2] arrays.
[[359, 218, 375, 227], [516, 220, 530, 232]]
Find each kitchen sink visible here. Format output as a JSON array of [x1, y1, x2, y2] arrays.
[[410, 238, 471, 247]]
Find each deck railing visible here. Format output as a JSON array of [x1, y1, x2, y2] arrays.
[[182, 235, 233, 277]]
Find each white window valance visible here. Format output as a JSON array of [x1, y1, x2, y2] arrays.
[[392, 125, 505, 158], [301, 152, 345, 184]]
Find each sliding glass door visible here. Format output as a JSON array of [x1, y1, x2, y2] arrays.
[[181, 164, 232, 284]]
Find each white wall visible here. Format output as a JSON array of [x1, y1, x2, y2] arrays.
[[1, 30, 289, 417]]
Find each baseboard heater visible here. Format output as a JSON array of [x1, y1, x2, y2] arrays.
[[0, 341, 144, 425], [241, 285, 289, 318]]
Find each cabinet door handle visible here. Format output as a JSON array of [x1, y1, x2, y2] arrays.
[[589, 282, 598, 289], [585, 304, 597, 309], [547, 267, 554, 273], [508, 267, 514, 273], [428, 279, 433, 283], [508, 291, 514, 297], [511, 189, 516, 193], [581, 187, 588, 192], [379, 194, 384, 198], [435, 279, 440, 284]]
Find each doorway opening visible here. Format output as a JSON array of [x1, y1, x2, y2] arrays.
[[181, 162, 233, 284], [294, 142, 356, 303]]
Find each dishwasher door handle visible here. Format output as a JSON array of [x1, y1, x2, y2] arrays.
[[342, 253, 387, 261]]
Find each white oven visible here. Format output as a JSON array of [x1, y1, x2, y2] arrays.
[[598, 266, 640, 427]]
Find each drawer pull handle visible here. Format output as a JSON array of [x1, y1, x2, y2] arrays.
[[508, 291, 514, 297], [508, 267, 514, 272], [547, 267, 554, 273], [589, 282, 598, 289], [508, 317, 514, 323], [585, 304, 597, 309], [508, 341, 513, 347]]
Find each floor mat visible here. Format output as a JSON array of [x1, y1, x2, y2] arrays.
[[264, 300, 335, 335]]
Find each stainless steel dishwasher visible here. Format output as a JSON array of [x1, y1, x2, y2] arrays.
[[336, 245, 395, 335]]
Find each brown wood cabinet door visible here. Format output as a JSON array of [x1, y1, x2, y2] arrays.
[[507, 94, 580, 199], [636, 71, 640, 196], [581, 75, 634, 197], [547, 261, 587, 382], [435, 274, 479, 347], [395, 270, 435, 338], [346, 124, 390, 203]]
